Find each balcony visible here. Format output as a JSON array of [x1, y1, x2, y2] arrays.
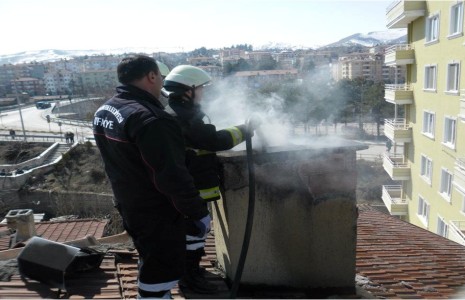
[[384, 44, 415, 66], [382, 185, 408, 215], [386, 0, 426, 29], [383, 153, 410, 180], [384, 118, 412, 143], [449, 221, 465, 246], [385, 84, 413, 105], [454, 158, 465, 195], [460, 89, 465, 122]]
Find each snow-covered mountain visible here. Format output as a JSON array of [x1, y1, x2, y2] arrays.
[[0, 29, 407, 65], [0, 47, 166, 65], [323, 28, 407, 48]]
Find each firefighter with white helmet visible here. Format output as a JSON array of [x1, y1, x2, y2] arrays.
[[156, 60, 170, 78], [163, 65, 250, 293], [156, 61, 170, 106]]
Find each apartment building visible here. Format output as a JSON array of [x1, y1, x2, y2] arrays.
[[233, 69, 298, 88], [44, 70, 76, 95], [78, 69, 119, 94], [11, 77, 45, 96], [332, 52, 407, 83], [382, 0, 465, 245]]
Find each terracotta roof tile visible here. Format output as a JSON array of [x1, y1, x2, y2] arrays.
[[356, 206, 465, 298], [0, 256, 120, 299], [0, 219, 108, 251], [3, 206, 465, 298]]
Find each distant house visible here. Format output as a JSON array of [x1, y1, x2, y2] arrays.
[[233, 69, 299, 87]]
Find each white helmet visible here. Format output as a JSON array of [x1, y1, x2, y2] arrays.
[[163, 65, 211, 90], [156, 60, 170, 78]]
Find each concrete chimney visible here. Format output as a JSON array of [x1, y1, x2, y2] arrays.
[[213, 138, 367, 293], [5, 209, 36, 242]]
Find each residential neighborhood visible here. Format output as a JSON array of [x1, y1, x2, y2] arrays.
[[0, 0, 465, 299]]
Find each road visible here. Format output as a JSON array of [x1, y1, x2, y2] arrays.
[[0, 102, 93, 142]]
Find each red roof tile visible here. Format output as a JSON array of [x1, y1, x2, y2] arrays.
[[356, 206, 465, 298], [0, 219, 108, 251], [0, 256, 120, 299], [3, 206, 465, 299]]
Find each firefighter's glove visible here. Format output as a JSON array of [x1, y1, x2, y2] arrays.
[[194, 214, 212, 238], [246, 116, 263, 137]]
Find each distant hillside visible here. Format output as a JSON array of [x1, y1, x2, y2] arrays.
[[323, 29, 407, 48], [0, 29, 407, 65]]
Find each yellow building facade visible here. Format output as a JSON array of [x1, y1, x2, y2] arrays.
[[382, 0, 465, 245]]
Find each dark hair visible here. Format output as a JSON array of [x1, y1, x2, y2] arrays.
[[117, 55, 159, 85]]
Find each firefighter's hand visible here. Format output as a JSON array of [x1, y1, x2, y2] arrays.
[[194, 214, 212, 237], [246, 115, 262, 135]]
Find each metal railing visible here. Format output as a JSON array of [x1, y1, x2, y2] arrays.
[[385, 44, 413, 54], [384, 153, 409, 167], [386, 0, 402, 13], [384, 118, 409, 130], [385, 84, 412, 91], [449, 221, 465, 246], [456, 158, 465, 170], [382, 185, 407, 204], [0, 134, 68, 142]]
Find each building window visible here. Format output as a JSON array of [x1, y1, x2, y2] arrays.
[[446, 62, 460, 93], [418, 196, 430, 226], [426, 14, 440, 43], [449, 2, 464, 37], [420, 154, 433, 184], [440, 168, 453, 200], [443, 116, 456, 148], [424, 65, 437, 91], [422, 111, 435, 138], [437, 216, 449, 238]]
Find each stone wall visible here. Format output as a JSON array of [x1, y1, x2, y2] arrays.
[[0, 190, 115, 218]]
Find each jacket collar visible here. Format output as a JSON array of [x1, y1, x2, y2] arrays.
[[116, 85, 164, 109]]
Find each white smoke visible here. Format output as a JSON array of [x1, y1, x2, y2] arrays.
[[201, 78, 294, 150]]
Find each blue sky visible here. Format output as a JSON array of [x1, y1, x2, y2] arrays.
[[0, 0, 392, 55]]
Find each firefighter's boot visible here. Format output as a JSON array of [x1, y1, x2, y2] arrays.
[[179, 253, 218, 294]]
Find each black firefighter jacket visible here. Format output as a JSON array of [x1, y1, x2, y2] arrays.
[[93, 85, 209, 220], [167, 97, 247, 201]]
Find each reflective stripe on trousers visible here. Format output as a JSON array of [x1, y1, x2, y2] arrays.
[[138, 258, 178, 292], [186, 234, 206, 251]]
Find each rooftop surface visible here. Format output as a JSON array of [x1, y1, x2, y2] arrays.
[[1, 206, 465, 299], [0, 219, 108, 251]]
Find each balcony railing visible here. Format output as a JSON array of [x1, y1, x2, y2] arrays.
[[454, 158, 465, 195], [384, 118, 412, 142], [386, 0, 426, 29], [384, 44, 415, 66], [383, 153, 410, 180], [385, 84, 413, 105], [449, 221, 465, 246], [382, 185, 408, 215], [460, 89, 465, 122]]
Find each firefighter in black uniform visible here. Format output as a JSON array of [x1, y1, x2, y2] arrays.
[[93, 55, 211, 299], [163, 65, 250, 293]]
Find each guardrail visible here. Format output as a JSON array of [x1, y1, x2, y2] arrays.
[[385, 84, 412, 91], [449, 221, 465, 246], [456, 158, 465, 170], [384, 153, 409, 167], [48, 116, 92, 128], [0, 134, 67, 142], [385, 44, 413, 54], [384, 118, 409, 130], [0, 142, 59, 171]]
